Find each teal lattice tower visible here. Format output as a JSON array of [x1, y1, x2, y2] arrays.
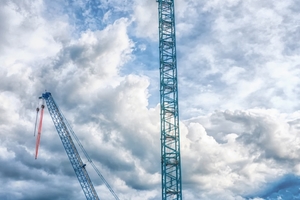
[[156, 0, 182, 199]]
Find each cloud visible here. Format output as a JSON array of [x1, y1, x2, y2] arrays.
[[173, 0, 300, 117], [1, 0, 300, 199], [0, 0, 162, 199], [248, 174, 300, 199], [132, 0, 158, 40], [181, 109, 300, 199]]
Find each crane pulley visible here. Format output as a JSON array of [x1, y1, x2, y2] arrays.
[[33, 92, 119, 200]]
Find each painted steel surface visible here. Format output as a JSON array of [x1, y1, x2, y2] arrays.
[[42, 92, 100, 200], [157, 0, 182, 199]]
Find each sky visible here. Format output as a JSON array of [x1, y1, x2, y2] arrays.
[[1, 0, 300, 199]]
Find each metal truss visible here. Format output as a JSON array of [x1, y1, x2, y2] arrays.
[[157, 0, 182, 199]]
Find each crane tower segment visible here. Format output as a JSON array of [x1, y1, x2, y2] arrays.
[[156, 0, 182, 199], [41, 92, 100, 200]]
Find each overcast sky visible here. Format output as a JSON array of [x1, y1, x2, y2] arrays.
[[1, 0, 300, 199]]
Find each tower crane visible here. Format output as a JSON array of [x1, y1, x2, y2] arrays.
[[156, 0, 182, 199], [34, 92, 119, 200]]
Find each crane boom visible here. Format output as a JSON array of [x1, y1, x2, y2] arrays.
[[65, 118, 120, 200], [41, 92, 99, 200], [156, 0, 182, 199]]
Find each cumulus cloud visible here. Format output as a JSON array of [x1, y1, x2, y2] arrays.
[[174, 0, 300, 117], [132, 0, 157, 40], [181, 109, 300, 199], [1, 0, 300, 200]]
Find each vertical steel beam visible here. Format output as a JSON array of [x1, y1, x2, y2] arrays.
[[157, 0, 182, 199]]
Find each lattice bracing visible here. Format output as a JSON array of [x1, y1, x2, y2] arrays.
[[157, 0, 182, 199], [42, 92, 100, 200]]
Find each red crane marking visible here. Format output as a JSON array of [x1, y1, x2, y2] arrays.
[[35, 105, 45, 159]]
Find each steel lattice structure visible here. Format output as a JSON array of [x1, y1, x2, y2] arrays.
[[157, 0, 182, 199], [42, 92, 100, 200]]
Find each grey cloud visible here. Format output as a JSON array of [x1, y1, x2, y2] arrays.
[[182, 109, 300, 199], [2, 0, 300, 199], [170, 0, 300, 116]]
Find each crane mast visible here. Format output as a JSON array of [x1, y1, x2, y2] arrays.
[[156, 0, 182, 199], [41, 92, 99, 200]]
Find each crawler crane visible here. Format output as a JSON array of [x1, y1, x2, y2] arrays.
[[34, 92, 119, 200], [33, 1, 183, 199]]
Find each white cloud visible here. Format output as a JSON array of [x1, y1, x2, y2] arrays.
[[172, 0, 300, 116], [1, 0, 300, 199], [181, 109, 300, 199], [132, 0, 158, 40]]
